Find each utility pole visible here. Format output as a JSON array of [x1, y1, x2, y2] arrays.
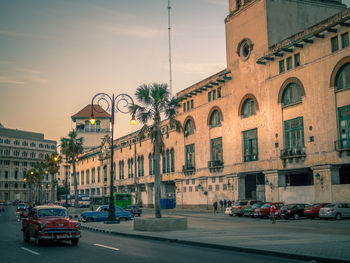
[[168, 0, 173, 95]]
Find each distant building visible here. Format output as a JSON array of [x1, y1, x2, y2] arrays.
[[71, 105, 112, 150], [0, 125, 57, 202], [71, 0, 350, 208]]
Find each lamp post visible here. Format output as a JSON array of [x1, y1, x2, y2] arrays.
[[90, 93, 135, 223], [65, 159, 69, 208]]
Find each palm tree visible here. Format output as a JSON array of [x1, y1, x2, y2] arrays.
[[33, 161, 47, 204], [45, 152, 62, 202], [24, 169, 37, 202], [130, 83, 182, 218], [60, 130, 83, 208]]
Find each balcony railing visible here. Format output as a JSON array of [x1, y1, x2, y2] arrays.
[[208, 160, 224, 168], [280, 147, 306, 159], [76, 128, 111, 133], [182, 164, 195, 175], [335, 139, 350, 151]]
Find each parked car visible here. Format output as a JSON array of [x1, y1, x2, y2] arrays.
[[254, 202, 284, 218], [0, 203, 5, 212], [22, 205, 81, 246], [232, 200, 261, 216], [125, 205, 142, 216], [242, 202, 265, 217], [225, 206, 233, 216], [319, 203, 350, 220], [304, 203, 330, 219], [80, 205, 134, 222], [280, 204, 309, 220]]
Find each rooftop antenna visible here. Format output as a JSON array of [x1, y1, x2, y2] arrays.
[[168, 0, 173, 95]]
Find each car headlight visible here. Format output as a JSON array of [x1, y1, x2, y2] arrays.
[[76, 222, 81, 228], [40, 222, 46, 229]]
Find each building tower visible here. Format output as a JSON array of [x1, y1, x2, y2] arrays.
[[71, 105, 112, 150]]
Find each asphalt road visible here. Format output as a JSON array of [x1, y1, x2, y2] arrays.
[[0, 206, 308, 263]]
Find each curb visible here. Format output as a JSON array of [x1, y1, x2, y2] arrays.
[[81, 225, 350, 263]]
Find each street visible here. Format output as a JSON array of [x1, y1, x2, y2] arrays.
[[0, 206, 307, 263]]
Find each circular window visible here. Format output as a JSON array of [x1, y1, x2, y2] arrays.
[[237, 38, 253, 60]]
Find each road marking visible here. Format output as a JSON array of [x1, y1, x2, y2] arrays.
[[94, 243, 120, 251], [21, 247, 40, 256]]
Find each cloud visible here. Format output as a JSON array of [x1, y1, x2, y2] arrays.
[[19, 68, 50, 83], [203, 0, 227, 6], [99, 25, 165, 38], [0, 76, 24, 85], [173, 63, 224, 75]]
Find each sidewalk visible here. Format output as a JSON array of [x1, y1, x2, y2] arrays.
[[79, 210, 350, 263]]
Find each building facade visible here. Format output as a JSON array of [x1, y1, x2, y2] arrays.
[[0, 124, 57, 202], [71, 0, 350, 208]]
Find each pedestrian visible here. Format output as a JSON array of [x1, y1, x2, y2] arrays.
[[227, 200, 232, 207], [224, 199, 227, 208], [89, 203, 94, 211], [270, 204, 276, 224], [213, 201, 218, 213], [219, 200, 223, 211]]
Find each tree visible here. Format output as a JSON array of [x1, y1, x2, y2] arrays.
[[60, 130, 83, 208], [45, 152, 62, 202], [130, 83, 182, 218], [24, 169, 37, 202], [33, 161, 47, 204]]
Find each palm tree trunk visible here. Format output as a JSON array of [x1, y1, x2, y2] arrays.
[[73, 160, 79, 208], [154, 127, 162, 218], [51, 174, 55, 202]]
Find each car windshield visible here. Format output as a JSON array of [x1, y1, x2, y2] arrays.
[[311, 203, 321, 208], [38, 208, 67, 217], [252, 203, 264, 208], [261, 204, 270, 208], [233, 201, 247, 206], [324, 204, 335, 208]]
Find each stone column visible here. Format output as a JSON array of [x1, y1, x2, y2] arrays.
[[146, 183, 154, 208], [311, 165, 339, 203], [237, 174, 245, 200], [263, 170, 279, 202]]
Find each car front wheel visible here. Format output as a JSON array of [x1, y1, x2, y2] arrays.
[[294, 214, 300, 220], [23, 230, 29, 242], [335, 213, 342, 220]]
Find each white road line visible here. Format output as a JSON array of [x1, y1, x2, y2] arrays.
[[94, 243, 120, 251], [21, 247, 40, 256]]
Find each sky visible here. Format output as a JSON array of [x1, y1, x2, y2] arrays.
[[0, 0, 228, 143], [1, 0, 349, 144]]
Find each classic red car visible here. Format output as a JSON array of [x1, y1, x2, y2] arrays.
[[254, 202, 284, 218], [304, 203, 330, 219], [22, 205, 81, 246]]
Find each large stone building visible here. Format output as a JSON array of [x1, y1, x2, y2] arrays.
[[0, 124, 57, 202], [72, 0, 350, 208]]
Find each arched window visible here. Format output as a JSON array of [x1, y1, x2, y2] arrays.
[[128, 159, 131, 178], [113, 163, 116, 180], [336, 63, 350, 91], [141, 156, 144, 176], [149, 153, 152, 175], [282, 83, 301, 106], [162, 154, 166, 173], [210, 110, 222, 128], [170, 148, 175, 172], [130, 158, 133, 177], [153, 153, 156, 175], [137, 156, 141, 177], [90, 121, 95, 132], [242, 99, 256, 118], [166, 149, 170, 173], [96, 120, 101, 132], [184, 119, 195, 136]]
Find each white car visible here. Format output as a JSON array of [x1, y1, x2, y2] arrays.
[[225, 206, 233, 216], [319, 203, 350, 220]]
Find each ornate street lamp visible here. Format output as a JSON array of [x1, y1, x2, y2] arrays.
[[90, 93, 135, 223]]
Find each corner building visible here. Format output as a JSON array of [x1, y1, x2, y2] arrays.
[[75, 0, 350, 208]]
